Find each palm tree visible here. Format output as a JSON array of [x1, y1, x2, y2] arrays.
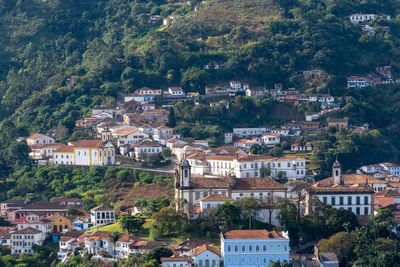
[[109, 231, 121, 261]]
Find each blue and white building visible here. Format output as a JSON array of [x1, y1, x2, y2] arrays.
[[221, 229, 290, 266]]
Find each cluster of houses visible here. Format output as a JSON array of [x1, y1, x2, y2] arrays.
[[349, 13, 391, 36], [347, 66, 398, 88]]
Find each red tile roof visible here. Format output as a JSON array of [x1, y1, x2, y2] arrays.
[[161, 256, 189, 262], [72, 139, 104, 148], [199, 194, 234, 202], [223, 230, 285, 239], [54, 145, 74, 153], [193, 244, 220, 256], [27, 133, 44, 140], [12, 227, 42, 235]]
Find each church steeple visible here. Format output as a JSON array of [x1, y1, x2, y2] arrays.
[[178, 155, 192, 188], [333, 158, 342, 184]]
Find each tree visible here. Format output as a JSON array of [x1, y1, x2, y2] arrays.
[[146, 247, 173, 263], [250, 144, 262, 154], [318, 231, 357, 265], [270, 146, 283, 157], [234, 197, 259, 229], [286, 181, 310, 221], [161, 149, 171, 160], [167, 107, 176, 128], [120, 214, 145, 234], [151, 206, 186, 235], [215, 201, 241, 231], [109, 231, 121, 260]]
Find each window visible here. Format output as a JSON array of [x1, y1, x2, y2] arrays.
[[263, 245, 266, 251], [364, 196, 369, 204], [331, 197, 336, 205], [242, 245, 245, 252], [323, 197, 327, 204], [234, 245, 238, 252], [348, 197, 352, 205], [356, 207, 360, 215], [340, 197, 344, 205], [256, 245, 259, 252], [227, 245, 231, 252], [364, 207, 369, 214], [356, 196, 360, 205], [249, 245, 252, 252]]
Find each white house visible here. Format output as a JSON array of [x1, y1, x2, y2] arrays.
[[110, 124, 136, 133], [262, 135, 280, 147], [161, 256, 191, 267], [54, 140, 115, 166], [358, 162, 400, 176], [27, 134, 55, 146], [233, 128, 267, 138], [167, 87, 185, 96], [29, 143, 63, 161], [112, 129, 149, 147], [230, 81, 242, 91], [234, 139, 260, 149], [305, 161, 375, 216], [347, 76, 369, 88], [349, 14, 379, 23], [191, 244, 221, 267], [132, 139, 163, 159], [90, 204, 116, 225], [291, 143, 313, 152], [11, 227, 45, 256], [221, 230, 290, 266]]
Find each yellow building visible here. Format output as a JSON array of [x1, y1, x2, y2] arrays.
[[48, 214, 72, 233]]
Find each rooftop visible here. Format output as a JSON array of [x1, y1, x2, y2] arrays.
[[193, 244, 220, 256], [199, 194, 234, 202], [223, 230, 285, 240], [91, 204, 114, 212]]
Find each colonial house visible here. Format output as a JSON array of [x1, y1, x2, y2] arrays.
[[29, 143, 63, 162], [187, 153, 307, 180], [301, 121, 320, 130], [230, 81, 242, 91], [53, 140, 115, 166], [47, 214, 73, 233], [6, 202, 69, 221], [246, 87, 267, 99], [291, 143, 313, 152], [232, 128, 268, 138], [153, 126, 175, 144], [11, 228, 45, 256], [191, 244, 221, 267], [132, 139, 163, 159], [14, 216, 51, 241], [199, 194, 234, 213], [27, 134, 55, 146], [174, 158, 287, 222], [136, 87, 162, 96], [90, 204, 116, 225], [124, 93, 155, 104], [171, 145, 207, 162], [161, 256, 191, 267], [271, 128, 289, 136], [221, 230, 290, 266], [358, 162, 400, 176], [349, 13, 390, 23], [167, 87, 185, 96], [305, 160, 375, 216], [262, 135, 280, 147], [111, 129, 149, 147], [327, 118, 349, 129], [347, 76, 369, 88], [92, 106, 114, 118], [233, 139, 260, 149], [142, 109, 169, 122], [110, 124, 136, 133]]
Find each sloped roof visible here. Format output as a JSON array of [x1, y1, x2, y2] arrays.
[[27, 133, 45, 140], [91, 204, 114, 211], [199, 194, 234, 202], [132, 139, 162, 148], [223, 230, 285, 239], [54, 145, 74, 153], [193, 244, 220, 256], [72, 140, 103, 148], [12, 227, 42, 235]]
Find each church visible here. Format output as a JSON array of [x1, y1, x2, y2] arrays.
[[174, 157, 287, 223]]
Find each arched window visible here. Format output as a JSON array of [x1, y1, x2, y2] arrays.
[[184, 169, 189, 178], [335, 170, 339, 176]]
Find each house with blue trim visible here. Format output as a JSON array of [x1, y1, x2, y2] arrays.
[[221, 229, 290, 266]]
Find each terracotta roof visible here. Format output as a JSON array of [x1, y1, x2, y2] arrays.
[[29, 143, 63, 149], [193, 244, 220, 256], [311, 182, 374, 194], [142, 109, 169, 115], [112, 129, 139, 137], [93, 105, 113, 110], [161, 256, 189, 262], [91, 204, 114, 211], [27, 133, 45, 140], [190, 177, 286, 190], [233, 178, 286, 190], [223, 230, 285, 239], [205, 154, 236, 161], [235, 139, 258, 144], [317, 174, 387, 186], [52, 197, 81, 203], [199, 194, 234, 202], [54, 145, 74, 153], [19, 202, 67, 210], [12, 227, 42, 235], [375, 189, 400, 197], [389, 183, 400, 188], [72, 140, 103, 148], [1, 199, 26, 204]]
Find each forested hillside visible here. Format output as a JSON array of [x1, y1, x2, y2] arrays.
[[1, 0, 400, 174]]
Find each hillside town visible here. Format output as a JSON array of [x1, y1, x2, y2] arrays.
[[1, 79, 400, 266], [2, 0, 400, 266]]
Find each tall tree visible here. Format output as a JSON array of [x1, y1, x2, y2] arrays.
[[286, 181, 310, 221], [109, 231, 121, 261], [167, 107, 176, 128]]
